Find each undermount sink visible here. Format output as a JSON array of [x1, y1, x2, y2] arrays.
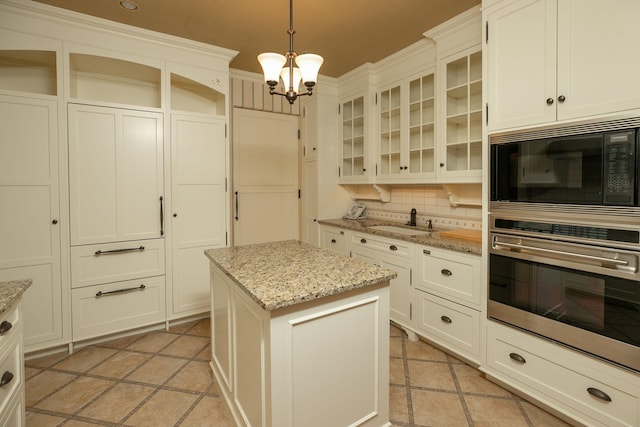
[[367, 225, 432, 236]]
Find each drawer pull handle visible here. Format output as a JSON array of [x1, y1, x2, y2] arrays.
[[0, 321, 12, 335], [509, 352, 526, 364], [441, 268, 452, 276], [440, 315, 452, 324], [360, 238, 367, 244], [96, 284, 146, 298], [389, 245, 398, 251], [331, 239, 337, 243], [95, 246, 145, 256], [587, 387, 612, 403], [0, 371, 13, 387]]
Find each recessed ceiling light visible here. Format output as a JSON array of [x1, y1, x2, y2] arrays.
[[119, 0, 140, 11]]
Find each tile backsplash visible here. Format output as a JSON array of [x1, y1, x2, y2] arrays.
[[358, 184, 482, 230]]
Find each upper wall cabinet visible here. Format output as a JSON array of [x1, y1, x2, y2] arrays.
[[339, 94, 368, 181], [485, 0, 640, 132], [376, 71, 437, 182]]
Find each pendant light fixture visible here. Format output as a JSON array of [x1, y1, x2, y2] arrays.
[[257, 0, 323, 105]]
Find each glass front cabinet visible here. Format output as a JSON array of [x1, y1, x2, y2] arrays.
[[438, 47, 482, 181], [377, 71, 436, 183], [339, 95, 368, 182]]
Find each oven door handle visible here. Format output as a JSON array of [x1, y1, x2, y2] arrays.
[[493, 240, 629, 266]]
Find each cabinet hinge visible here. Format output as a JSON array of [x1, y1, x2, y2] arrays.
[[485, 21, 489, 43], [375, 93, 378, 105], [225, 124, 228, 138], [225, 231, 228, 246], [485, 103, 489, 125], [410, 303, 413, 321], [338, 104, 341, 115], [338, 166, 341, 177], [303, 106, 306, 118], [225, 177, 227, 192], [410, 268, 412, 286], [298, 189, 301, 199], [303, 146, 306, 157], [297, 129, 301, 140], [375, 164, 378, 176]]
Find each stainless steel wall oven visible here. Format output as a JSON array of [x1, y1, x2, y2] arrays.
[[489, 118, 640, 373]]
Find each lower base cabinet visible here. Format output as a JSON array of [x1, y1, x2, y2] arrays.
[[0, 303, 25, 427], [484, 321, 640, 427]]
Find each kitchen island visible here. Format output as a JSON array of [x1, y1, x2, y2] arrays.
[[205, 240, 396, 427]]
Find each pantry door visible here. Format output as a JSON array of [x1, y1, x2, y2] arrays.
[[232, 108, 298, 246]]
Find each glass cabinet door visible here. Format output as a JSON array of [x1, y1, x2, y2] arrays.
[[341, 96, 366, 178], [442, 49, 482, 174], [408, 74, 435, 175], [379, 86, 401, 176]]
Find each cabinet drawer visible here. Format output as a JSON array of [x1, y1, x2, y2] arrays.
[[71, 276, 166, 341], [351, 233, 412, 258], [0, 334, 22, 416], [415, 245, 480, 307], [321, 227, 347, 255], [0, 305, 20, 350], [415, 291, 480, 359], [71, 239, 165, 288], [487, 323, 640, 427]]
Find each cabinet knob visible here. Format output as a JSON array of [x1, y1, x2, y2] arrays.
[[587, 387, 612, 403], [389, 245, 398, 251], [439, 162, 445, 168], [0, 321, 12, 335], [509, 352, 526, 364], [546, 97, 554, 105], [52, 219, 58, 224], [0, 371, 13, 387], [558, 95, 566, 103], [173, 213, 177, 217], [360, 238, 367, 244], [440, 315, 452, 324], [331, 239, 337, 243]]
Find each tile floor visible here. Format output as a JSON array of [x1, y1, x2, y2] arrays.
[[24, 319, 572, 426]]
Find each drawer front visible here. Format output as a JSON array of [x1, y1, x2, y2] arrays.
[[71, 239, 165, 288], [487, 323, 640, 427], [415, 291, 480, 358], [351, 233, 412, 258], [0, 334, 22, 416], [416, 246, 480, 307], [0, 305, 20, 351], [321, 227, 347, 255], [0, 391, 24, 427], [72, 276, 166, 341]]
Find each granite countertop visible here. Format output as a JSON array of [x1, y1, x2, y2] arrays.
[[0, 279, 32, 314], [205, 240, 397, 311], [318, 218, 482, 255]]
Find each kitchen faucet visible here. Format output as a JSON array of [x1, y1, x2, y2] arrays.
[[409, 208, 417, 227]]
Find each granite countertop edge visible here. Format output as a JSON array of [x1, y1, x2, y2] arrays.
[[318, 218, 482, 255], [205, 240, 397, 311], [0, 279, 32, 314]]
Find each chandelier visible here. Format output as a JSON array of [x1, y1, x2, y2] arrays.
[[257, 0, 324, 105]]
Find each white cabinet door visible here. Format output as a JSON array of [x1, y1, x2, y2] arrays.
[[0, 95, 64, 351], [68, 104, 164, 245], [301, 161, 318, 246], [486, 0, 556, 130], [170, 114, 227, 316]]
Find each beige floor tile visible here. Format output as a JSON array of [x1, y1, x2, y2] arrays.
[[170, 319, 200, 334], [389, 385, 409, 425], [389, 336, 403, 358], [125, 355, 187, 385], [186, 318, 211, 337], [194, 344, 211, 361], [64, 420, 108, 426], [453, 363, 512, 397], [405, 338, 448, 362], [407, 359, 456, 391], [26, 351, 69, 369], [98, 333, 144, 349], [35, 376, 114, 414], [78, 382, 155, 423], [25, 366, 42, 380], [25, 370, 77, 406], [412, 389, 469, 426], [520, 400, 573, 426], [127, 331, 179, 353], [166, 360, 214, 392], [180, 396, 236, 426], [125, 389, 199, 426], [465, 395, 529, 427], [25, 411, 67, 426], [389, 357, 406, 386], [160, 335, 210, 358], [206, 377, 223, 397], [52, 346, 118, 373], [390, 324, 403, 337], [88, 350, 151, 379]]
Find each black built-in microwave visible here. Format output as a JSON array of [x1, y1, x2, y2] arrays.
[[491, 127, 638, 206]]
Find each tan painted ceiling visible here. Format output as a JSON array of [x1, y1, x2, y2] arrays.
[[33, 0, 480, 78]]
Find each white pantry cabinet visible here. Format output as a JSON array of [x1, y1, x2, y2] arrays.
[[485, 0, 640, 132], [68, 104, 164, 246]]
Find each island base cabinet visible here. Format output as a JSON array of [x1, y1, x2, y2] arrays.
[[484, 321, 640, 427], [209, 265, 391, 427]]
